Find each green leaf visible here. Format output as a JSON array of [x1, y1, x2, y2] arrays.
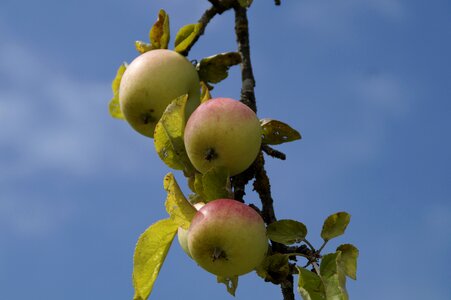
[[267, 219, 308, 245], [256, 253, 290, 284], [150, 9, 170, 49], [197, 52, 242, 84], [135, 40, 152, 54], [174, 23, 201, 53], [108, 63, 127, 120], [238, 0, 253, 8], [260, 118, 301, 145], [320, 252, 349, 300], [321, 212, 351, 242], [336, 244, 359, 280], [297, 267, 326, 300], [217, 276, 239, 296], [193, 172, 206, 200], [200, 81, 212, 103], [154, 95, 195, 172], [164, 173, 197, 230], [201, 166, 231, 202], [133, 218, 178, 300]]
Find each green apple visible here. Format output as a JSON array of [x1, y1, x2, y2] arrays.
[[177, 202, 205, 258], [119, 49, 200, 138], [184, 98, 262, 176], [187, 199, 268, 277]]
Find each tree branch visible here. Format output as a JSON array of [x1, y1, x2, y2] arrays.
[[232, 4, 295, 298], [234, 4, 257, 112], [180, 1, 234, 56]]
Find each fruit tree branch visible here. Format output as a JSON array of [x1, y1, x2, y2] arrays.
[[180, 1, 234, 56], [234, 4, 257, 113], [232, 3, 294, 299]]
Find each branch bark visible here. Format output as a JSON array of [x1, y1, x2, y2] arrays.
[[233, 4, 257, 113]]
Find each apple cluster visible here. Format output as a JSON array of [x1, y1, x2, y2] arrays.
[[119, 49, 268, 277]]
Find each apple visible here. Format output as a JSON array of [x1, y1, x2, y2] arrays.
[[177, 202, 205, 258], [119, 49, 200, 138], [184, 98, 262, 176], [187, 199, 268, 277]]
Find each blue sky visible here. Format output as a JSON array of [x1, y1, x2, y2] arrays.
[[1, 0, 450, 299]]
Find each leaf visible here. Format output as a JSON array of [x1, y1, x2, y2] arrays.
[[260, 118, 301, 145], [108, 63, 127, 120], [201, 166, 231, 202], [154, 95, 195, 172], [135, 40, 152, 54], [238, 0, 253, 8], [256, 253, 290, 284], [193, 172, 206, 200], [197, 52, 242, 84], [336, 244, 359, 280], [133, 218, 178, 300], [200, 81, 212, 103], [174, 23, 201, 53], [267, 219, 308, 245], [217, 276, 239, 296], [320, 252, 349, 300], [321, 212, 351, 242], [296, 267, 326, 300], [164, 173, 197, 230], [150, 9, 170, 49]]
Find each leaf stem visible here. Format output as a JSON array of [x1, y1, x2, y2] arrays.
[[304, 239, 316, 252], [318, 240, 328, 254]]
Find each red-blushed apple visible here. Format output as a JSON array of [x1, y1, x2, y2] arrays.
[[177, 202, 205, 258], [184, 98, 262, 176], [119, 49, 200, 138], [187, 199, 268, 277]]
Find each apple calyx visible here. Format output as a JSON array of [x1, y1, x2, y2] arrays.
[[204, 148, 218, 161], [140, 110, 156, 124], [212, 247, 228, 262]]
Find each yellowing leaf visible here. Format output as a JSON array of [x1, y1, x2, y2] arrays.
[[150, 9, 170, 49], [320, 252, 349, 300], [197, 52, 242, 84], [217, 276, 239, 296], [267, 219, 307, 245], [296, 267, 326, 300], [174, 23, 202, 54], [133, 218, 178, 300], [336, 244, 359, 280], [135, 40, 152, 54], [154, 95, 194, 172], [321, 212, 351, 242], [260, 118, 301, 145], [200, 81, 212, 103], [193, 172, 205, 197], [108, 63, 127, 120], [164, 173, 197, 230]]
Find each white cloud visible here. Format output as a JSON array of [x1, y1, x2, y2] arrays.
[[0, 38, 157, 181]]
